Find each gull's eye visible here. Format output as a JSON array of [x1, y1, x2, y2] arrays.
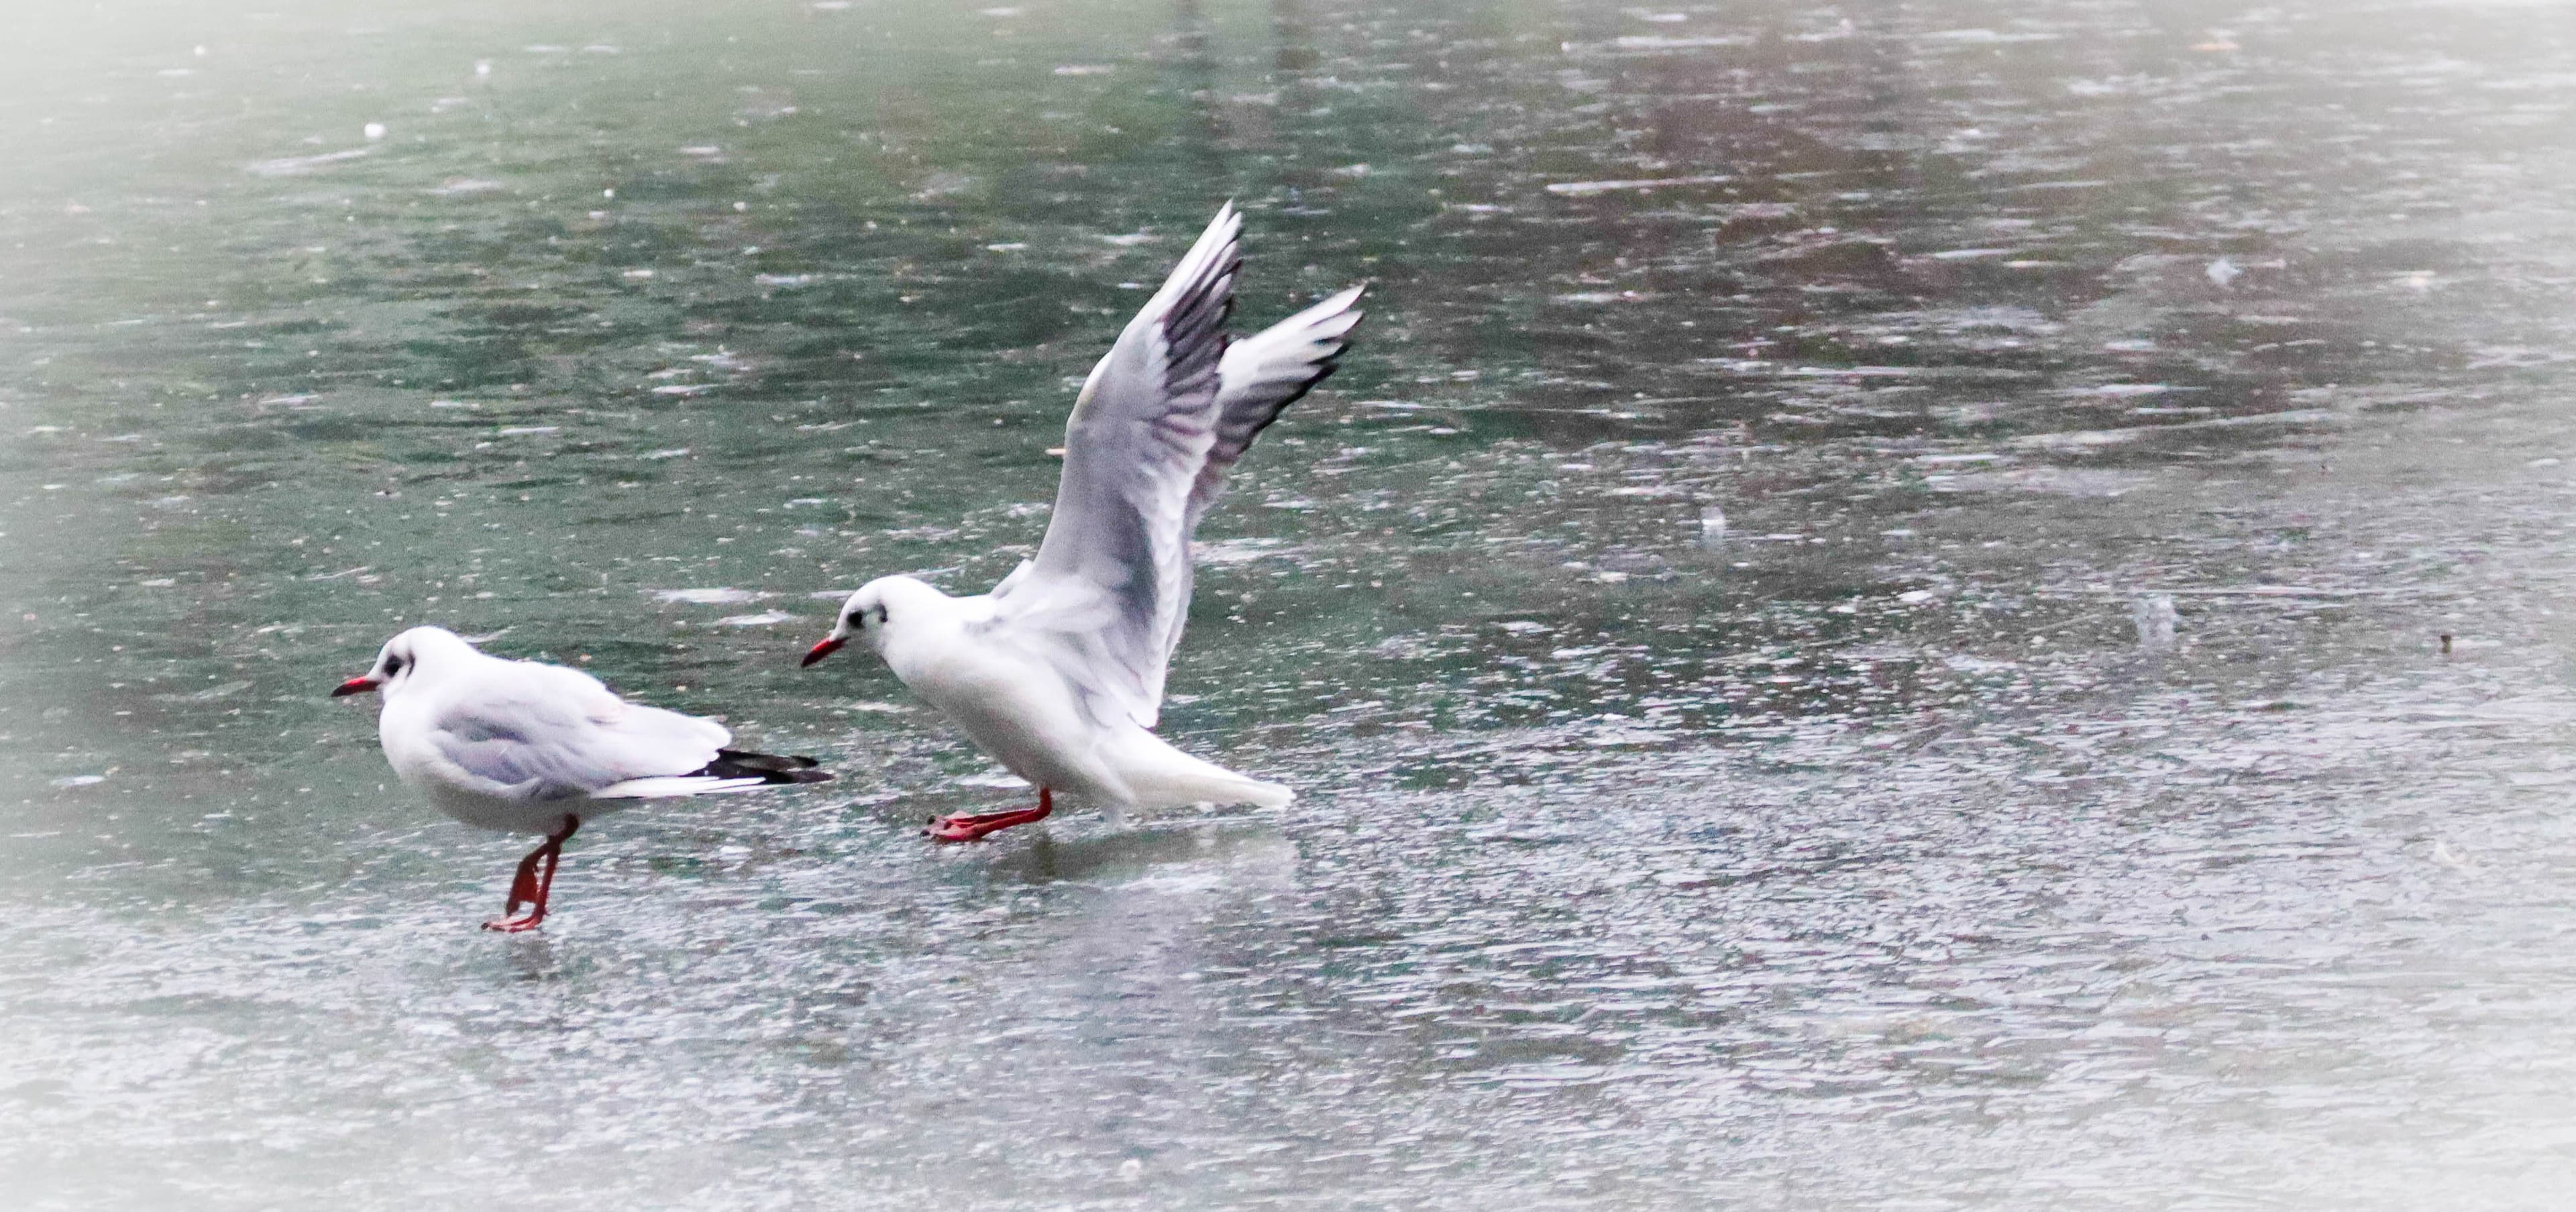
[[384, 655, 406, 676], [846, 609, 865, 630]]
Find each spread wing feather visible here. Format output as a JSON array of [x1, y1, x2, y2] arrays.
[[988, 207, 1363, 731], [993, 203, 1241, 730], [1191, 284, 1364, 531]]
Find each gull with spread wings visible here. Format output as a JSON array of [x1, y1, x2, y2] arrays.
[[801, 203, 1362, 841]]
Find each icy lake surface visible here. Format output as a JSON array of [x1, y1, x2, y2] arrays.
[[7, 0, 2576, 1207]]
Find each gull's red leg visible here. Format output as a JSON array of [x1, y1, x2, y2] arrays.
[[926, 786, 1053, 843], [484, 814, 581, 932], [500, 846, 545, 916]]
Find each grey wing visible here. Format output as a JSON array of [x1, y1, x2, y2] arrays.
[[995, 203, 1240, 730], [425, 665, 730, 798], [1189, 284, 1364, 532]]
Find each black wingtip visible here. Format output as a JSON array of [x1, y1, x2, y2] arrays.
[[695, 749, 837, 785]]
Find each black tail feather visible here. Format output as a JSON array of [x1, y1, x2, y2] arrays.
[[689, 749, 835, 785]]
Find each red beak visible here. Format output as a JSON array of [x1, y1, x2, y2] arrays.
[[800, 637, 845, 668], [331, 675, 381, 698]]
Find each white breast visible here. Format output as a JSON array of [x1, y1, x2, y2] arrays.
[[894, 634, 1130, 802]]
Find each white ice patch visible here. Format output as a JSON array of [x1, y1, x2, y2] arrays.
[[957, 770, 1032, 789], [1193, 538, 1298, 566], [248, 148, 370, 176], [1545, 174, 1733, 196]]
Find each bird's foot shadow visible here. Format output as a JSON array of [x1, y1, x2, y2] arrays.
[[981, 816, 1295, 887]]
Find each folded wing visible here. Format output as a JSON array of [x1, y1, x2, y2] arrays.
[[421, 663, 735, 800]]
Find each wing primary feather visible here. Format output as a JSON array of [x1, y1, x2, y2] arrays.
[[1187, 283, 1365, 528], [1010, 203, 1254, 732], [688, 748, 835, 784], [590, 749, 832, 798]]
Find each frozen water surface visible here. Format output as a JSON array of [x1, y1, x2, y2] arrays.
[[7, 0, 2576, 1207]]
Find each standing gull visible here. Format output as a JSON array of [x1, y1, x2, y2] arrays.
[[334, 626, 833, 930], [802, 203, 1362, 841]]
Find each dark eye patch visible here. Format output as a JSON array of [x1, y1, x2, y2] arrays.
[[384, 656, 406, 675]]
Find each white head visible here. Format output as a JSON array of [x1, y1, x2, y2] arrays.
[[801, 575, 951, 668], [332, 626, 481, 699]]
